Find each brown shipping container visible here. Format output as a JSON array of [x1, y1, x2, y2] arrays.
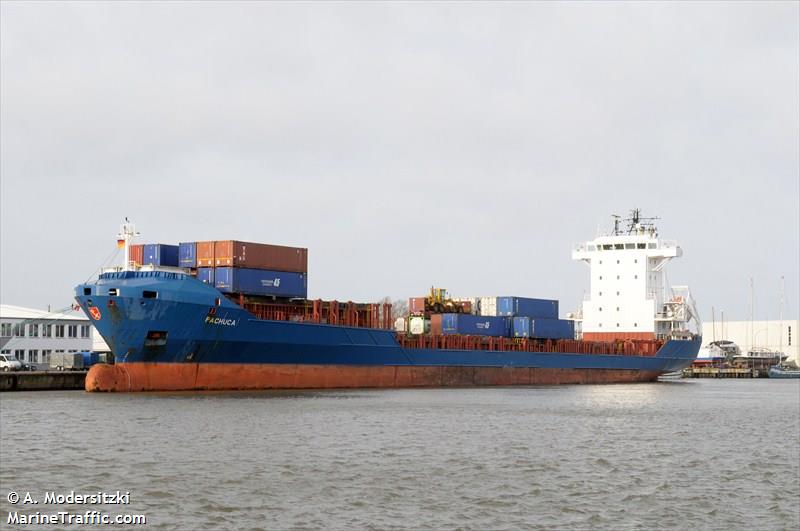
[[214, 241, 308, 273], [130, 244, 144, 266], [430, 314, 443, 336], [409, 297, 427, 314], [196, 241, 215, 267]]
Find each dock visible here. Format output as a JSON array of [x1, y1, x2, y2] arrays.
[[0, 371, 86, 391], [682, 367, 765, 378]]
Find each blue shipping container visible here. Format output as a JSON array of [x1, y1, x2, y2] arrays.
[[512, 317, 574, 340], [179, 242, 197, 268], [496, 296, 559, 319], [197, 268, 215, 285], [215, 267, 307, 298], [79, 351, 100, 367], [143, 244, 179, 267], [441, 314, 509, 337], [512, 316, 532, 338]]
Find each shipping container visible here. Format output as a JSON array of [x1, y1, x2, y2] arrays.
[[80, 351, 100, 367], [441, 314, 509, 337], [179, 242, 197, 268], [129, 244, 144, 267], [143, 244, 179, 267], [409, 316, 430, 335], [196, 241, 215, 267], [496, 296, 559, 319], [430, 314, 442, 335], [197, 268, 215, 285], [513, 317, 574, 340], [409, 297, 427, 315], [214, 267, 307, 298], [214, 241, 308, 273], [479, 296, 497, 316], [97, 352, 114, 364], [393, 317, 407, 333]]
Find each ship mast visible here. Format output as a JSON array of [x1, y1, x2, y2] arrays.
[[117, 218, 139, 271]]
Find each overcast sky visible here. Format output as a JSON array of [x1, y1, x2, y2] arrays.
[[1, 1, 798, 323]]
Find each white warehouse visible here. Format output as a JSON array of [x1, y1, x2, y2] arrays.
[[701, 319, 799, 364], [0, 304, 109, 370]]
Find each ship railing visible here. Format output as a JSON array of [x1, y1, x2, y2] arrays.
[[395, 334, 665, 357]]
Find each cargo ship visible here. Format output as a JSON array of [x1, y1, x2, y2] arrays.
[[75, 211, 701, 392]]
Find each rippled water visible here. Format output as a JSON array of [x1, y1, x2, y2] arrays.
[[1, 380, 798, 530]]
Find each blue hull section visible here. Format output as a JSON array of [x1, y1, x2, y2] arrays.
[[75, 272, 700, 376]]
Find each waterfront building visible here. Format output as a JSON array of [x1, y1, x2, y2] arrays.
[[700, 319, 799, 364], [0, 304, 109, 370]]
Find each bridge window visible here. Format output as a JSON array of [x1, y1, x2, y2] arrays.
[[603, 244, 613, 250], [142, 290, 158, 299], [637, 243, 646, 249], [83, 287, 91, 295], [625, 243, 635, 249], [108, 288, 119, 296], [648, 243, 656, 249], [614, 244, 624, 250]]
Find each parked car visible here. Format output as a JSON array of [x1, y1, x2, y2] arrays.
[[0, 354, 23, 372]]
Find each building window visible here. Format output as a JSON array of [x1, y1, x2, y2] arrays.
[[81, 325, 90, 338], [68, 349, 77, 353], [0, 349, 9, 355], [634, 323, 638, 327], [55, 349, 64, 353], [68, 325, 78, 338], [599, 260, 603, 264], [616, 307, 620, 311], [42, 350, 52, 364], [616, 260, 620, 264], [55, 325, 64, 338], [599, 307, 603, 312], [43, 324, 52, 337], [0, 323, 11, 337], [616, 275, 620, 280], [599, 292, 603, 296], [599, 276, 603, 280], [616, 323, 620, 327], [14, 349, 25, 361], [13, 323, 25, 337], [788, 326, 791, 346], [634, 275, 638, 279], [30, 349, 39, 363], [616, 291, 620, 296], [634, 259, 638, 263], [29, 324, 39, 337], [599, 323, 603, 327]]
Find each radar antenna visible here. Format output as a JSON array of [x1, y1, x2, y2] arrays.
[[624, 208, 659, 235]]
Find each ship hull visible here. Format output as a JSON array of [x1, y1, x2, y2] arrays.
[[86, 362, 662, 392], [76, 272, 701, 392]]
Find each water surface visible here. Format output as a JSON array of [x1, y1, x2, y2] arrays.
[[1, 379, 798, 530]]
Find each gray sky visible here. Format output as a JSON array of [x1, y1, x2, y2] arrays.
[[2, 1, 798, 321]]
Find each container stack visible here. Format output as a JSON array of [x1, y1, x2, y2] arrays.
[[413, 294, 574, 340], [183, 240, 308, 299]]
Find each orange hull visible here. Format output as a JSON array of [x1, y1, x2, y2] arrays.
[[85, 363, 661, 392]]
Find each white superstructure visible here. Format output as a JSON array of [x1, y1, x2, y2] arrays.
[[571, 210, 700, 341]]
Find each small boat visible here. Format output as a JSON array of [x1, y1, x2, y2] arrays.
[[768, 365, 800, 379]]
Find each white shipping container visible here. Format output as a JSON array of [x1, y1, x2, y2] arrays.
[[479, 297, 497, 316], [394, 317, 407, 333], [409, 316, 430, 335]]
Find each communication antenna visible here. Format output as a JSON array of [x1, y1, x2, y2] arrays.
[[612, 214, 621, 235]]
